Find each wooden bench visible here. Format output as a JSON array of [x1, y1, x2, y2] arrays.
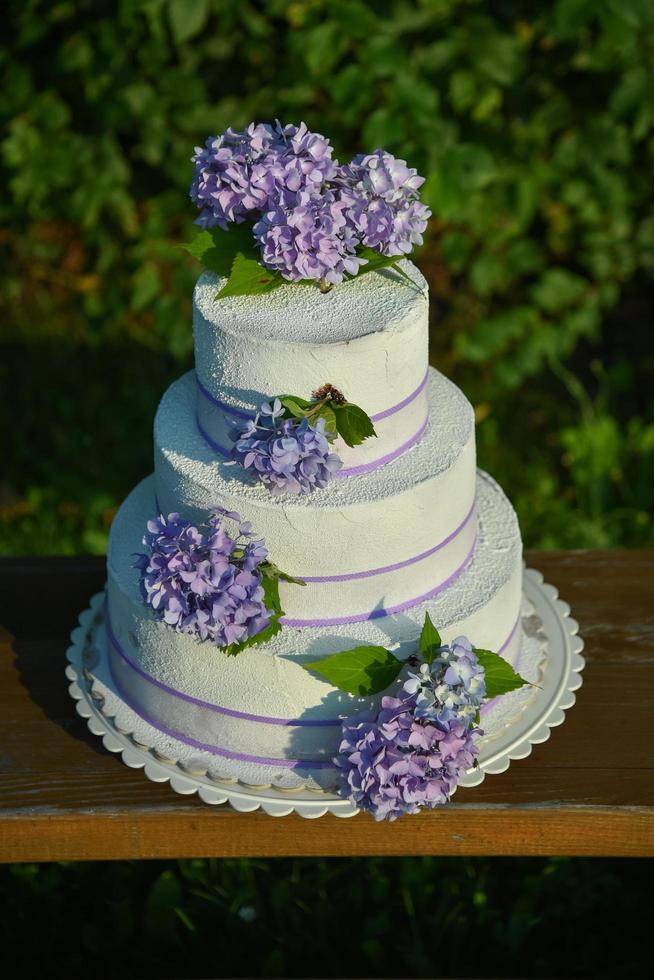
[[1, 551, 652, 862]]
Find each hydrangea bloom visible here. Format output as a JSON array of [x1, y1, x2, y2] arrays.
[[337, 149, 432, 256], [253, 188, 367, 284], [229, 397, 343, 494], [336, 691, 483, 821], [335, 637, 485, 820], [133, 508, 273, 648], [189, 121, 432, 283], [190, 120, 336, 230], [403, 635, 486, 728]]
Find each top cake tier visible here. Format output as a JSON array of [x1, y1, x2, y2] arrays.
[[193, 258, 429, 471]]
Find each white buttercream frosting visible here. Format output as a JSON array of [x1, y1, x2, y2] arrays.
[[193, 259, 429, 468]]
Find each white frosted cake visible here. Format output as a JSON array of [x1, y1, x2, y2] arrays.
[[104, 258, 527, 792]]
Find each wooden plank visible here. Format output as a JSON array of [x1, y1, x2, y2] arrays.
[[1, 806, 652, 862], [0, 551, 653, 860]]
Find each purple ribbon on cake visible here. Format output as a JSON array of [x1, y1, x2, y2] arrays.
[[195, 370, 430, 478]]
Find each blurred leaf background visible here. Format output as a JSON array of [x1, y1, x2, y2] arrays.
[[0, 1, 652, 977], [1, 0, 653, 553]]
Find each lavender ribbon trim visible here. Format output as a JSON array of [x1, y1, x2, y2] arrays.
[[337, 416, 428, 477], [195, 375, 253, 420], [196, 412, 233, 458], [370, 370, 429, 422], [498, 614, 520, 656], [195, 411, 429, 479], [279, 534, 478, 628], [106, 647, 335, 768], [301, 500, 476, 583], [196, 369, 429, 424], [106, 613, 340, 727]]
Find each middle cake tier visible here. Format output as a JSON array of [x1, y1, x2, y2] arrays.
[[155, 366, 476, 625]]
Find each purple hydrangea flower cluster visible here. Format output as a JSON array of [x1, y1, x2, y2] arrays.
[[403, 634, 487, 728], [133, 507, 273, 648], [335, 637, 486, 821], [190, 120, 431, 284], [190, 121, 337, 231], [254, 189, 367, 286], [336, 150, 432, 257], [229, 397, 343, 495]]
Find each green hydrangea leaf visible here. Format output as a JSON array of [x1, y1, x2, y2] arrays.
[[351, 248, 417, 286], [353, 245, 399, 276], [279, 395, 314, 418], [303, 646, 404, 696], [180, 229, 215, 262], [217, 251, 286, 298], [419, 612, 442, 665], [332, 402, 377, 447], [260, 559, 307, 587], [389, 260, 416, 284], [474, 648, 530, 698], [180, 224, 255, 278], [313, 402, 338, 434], [279, 396, 337, 435]]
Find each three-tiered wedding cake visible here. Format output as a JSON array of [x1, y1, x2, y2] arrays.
[[105, 257, 525, 792]]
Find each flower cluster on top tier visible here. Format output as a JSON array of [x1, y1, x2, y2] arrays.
[[190, 120, 431, 285], [336, 150, 432, 257], [229, 397, 343, 496], [133, 508, 273, 649], [335, 636, 487, 821]]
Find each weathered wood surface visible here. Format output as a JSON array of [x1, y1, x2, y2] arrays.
[[0, 551, 653, 861]]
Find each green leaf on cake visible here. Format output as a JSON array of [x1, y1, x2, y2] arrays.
[[419, 612, 442, 665], [332, 401, 377, 447], [217, 251, 286, 299], [181, 224, 255, 279], [389, 261, 416, 284], [280, 392, 372, 442], [474, 648, 530, 698], [351, 247, 417, 286], [303, 645, 404, 696], [279, 395, 314, 418], [260, 559, 307, 587], [182, 225, 294, 298], [180, 229, 216, 262], [352, 246, 400, 278], [312, 402, 338, 434]]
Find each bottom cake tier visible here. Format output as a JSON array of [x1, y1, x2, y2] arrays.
[[105, 469, 524, 789]]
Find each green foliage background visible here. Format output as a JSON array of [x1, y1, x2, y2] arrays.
[[0, 3, 652, 977], [1, 0, 653, 553]]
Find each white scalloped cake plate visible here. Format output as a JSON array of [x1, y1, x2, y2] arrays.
[[65, 565, 585, 819]]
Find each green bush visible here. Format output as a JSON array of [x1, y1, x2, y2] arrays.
[[1, 0, 653, 551]]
